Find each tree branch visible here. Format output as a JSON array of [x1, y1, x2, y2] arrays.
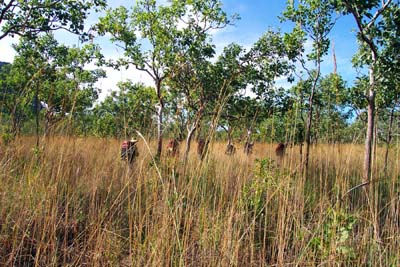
[[343, 0, 384, 60], [0, 0, 16, 25], [366, 0, 393, 30]]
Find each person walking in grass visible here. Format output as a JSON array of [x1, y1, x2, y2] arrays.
[[121, 138, 139, 165], [275, 143, 286, 166]]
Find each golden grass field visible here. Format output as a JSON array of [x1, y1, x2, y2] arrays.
[[0, 137, 399, 266]]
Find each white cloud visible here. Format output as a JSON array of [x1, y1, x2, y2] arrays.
[[95, 65, 155, 102], [0, 36, 18, 63]]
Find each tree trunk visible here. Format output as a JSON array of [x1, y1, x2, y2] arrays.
[[304, 79, 317, 172], [183, 107, 204, 164], [227, 127, 233, 145], [384, 107, 394, 176], [315, 108, 320, 145], [304, 47, 321, 172], [10, 104, 19, 138], [35, 86, 40, 149], [364, 64, 376, 181], [184, 124, 196, 165], [298, 92, 305, 165], [243, 129, 252, 154], [156, 80, 163, 159], [373, 111, 378, 176], [299, 142, 303, 164], [44, 117, 50, 137], [44, 110, 53, 138]]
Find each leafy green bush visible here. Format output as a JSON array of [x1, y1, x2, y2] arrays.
[[241, 158, 279, 216]]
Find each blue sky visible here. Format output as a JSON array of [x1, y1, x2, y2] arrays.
[[0, 0, 361, 100]]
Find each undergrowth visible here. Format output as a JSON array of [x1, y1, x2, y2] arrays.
[[0, 137, 399, 266]]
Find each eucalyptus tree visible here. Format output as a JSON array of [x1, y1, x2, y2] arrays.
[[197, 30, 296, 158], [220, 95, 256, 146], [168, 42, 251, 161], [92, 82, 157, 138], [332, 0, 399, 181], [314, 73, 349, 143], [332, 3, 400, 247], [0, 62, 32, 137], [241, 30, 297, 148], [210, 30, 296, 154], [374, 73, 400, 177], [221, 93, 288, 149], [376, 5, 400, 177], [348, 11, 400, 165], [41, 44, 105, 136], [282, 0, 336, 171], [167, 42, 248, 162], [6, 34, 104, 138], [0, 0, 106, 40], [221, 86, 291, 148], [167, 58, 215, 162], [97, 0, 232, 158], [165, 2, 238, 161], [282, 79, 310, 156], [0, 36, 56, 139], [378, 102, 400, 176]]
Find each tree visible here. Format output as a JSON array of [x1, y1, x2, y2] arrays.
[[332, 0, 397, 181], [221, 95, 268, 150], [0, 62, 32, 137], [375, 5, 400, 177], [314, 73, 349, 143], [282, 0, 336, 172], [168, 58, 215, 162], [219, 30, 295, 153], [167, 43, 248, 162], [378, 105, 399, 176], [0, 34, 105, 140], [199, 30, 295, 158], [284, 79, 310, 158], [167, 42, 251, 161], [92, 82, 157, 138], [97, 0, 232, 158], [0, 0, 106, 40]]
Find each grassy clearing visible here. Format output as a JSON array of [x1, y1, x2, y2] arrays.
[[0, 137, 399, 266]]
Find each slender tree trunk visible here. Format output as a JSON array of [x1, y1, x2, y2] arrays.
[[332, 40, 337, 75], [35, 85, 40, 149], [195, 123, 202, 141], [183, 107, 204, 164], [344, 0, 392, 183], [44, 109, 53, 138], [11, 105, 18, 138], [384, 107, 395, 176], [68, 84, 79, 137], [184, 125, 196, 164], [298, 93, 305, 165], [299, 142, 303, 164], [156, 80, 163, 159], [304, 42, 321, 171], [244, 128, 252, 154], [227, 127, 233, 145], [44, 117, 50, 137], [304, 77, 318, 171], [373, 111, 378, 176], [315, 108, 320, 145], [364, 63, 376, 181]]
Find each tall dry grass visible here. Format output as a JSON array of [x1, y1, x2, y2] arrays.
[[0, 137, 399, 266]]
